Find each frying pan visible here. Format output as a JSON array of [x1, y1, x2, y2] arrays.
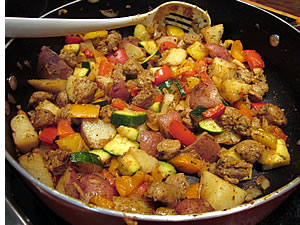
[[5, 0, 300, 224]]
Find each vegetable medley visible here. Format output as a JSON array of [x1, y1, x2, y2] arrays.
[[11, 20, 290, 215]]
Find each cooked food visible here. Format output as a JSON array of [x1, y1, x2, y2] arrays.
[[11, 18, 290, 216]]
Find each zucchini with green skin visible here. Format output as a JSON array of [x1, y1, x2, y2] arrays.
[[190, 105, 208, 118], [158, 79, 173, 91], [139, 40, 158, 55], [175, 80, 186, 97], [89, 149, 111, 163], [70, 152, 103, 173], [62, 44, 80, 54], [89, 98, 109, 107], [158, 161, 176, 179], [199, 118, 224, 134], [117, 126, 139, 141], [111, 109, 147, 127], [118, 153, 141, 176], [104, 134, 139, 156], [82, 61, 93, 73], [73, 67, 90, 77], [149, 101, 161, 113]]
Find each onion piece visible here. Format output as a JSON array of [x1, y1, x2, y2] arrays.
[[100, 9, 119, 18]]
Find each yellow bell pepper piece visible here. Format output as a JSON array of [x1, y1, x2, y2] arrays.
[[82, 30, 108, 41], [90, 195, 115, 209], [134, 24, 151, 41], [56, 133, 89, 152], [170, 59, 194, 77], [69, 104, 100, 118], [231, 40, 246, 62], [224, 39, 234, 49], [251, 129, 277, 150], [186, 77, 200, 89], [167, 25, 185, 37], [115, 171, 145, 197], [187, 41, 208, 60], [93, 49, 107, 64]]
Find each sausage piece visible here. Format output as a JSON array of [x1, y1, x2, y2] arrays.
[[157, 139, 181, 160], [175, 198, 214, 215], [235, 140, 265, 163]]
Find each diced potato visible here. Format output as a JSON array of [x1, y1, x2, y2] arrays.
[[201, 24, 224, 44], [159, 48, 187, 66], [209, 57, 237, 79], [28, 79, 67, 93], [18, 149, 54, 188], [218, 79, 252, 103], [258, 139, 291, 170], [35, 99, 61, 118], [187, 41, 208, 60], [129, 148, 159, 173], [66, 75, 77, 103], [81, 118, 116, 149], [200, 171, 247, 210], [56, 167, 72, 194], [56, 133, 90, 152], [11, 112, 39, 153]]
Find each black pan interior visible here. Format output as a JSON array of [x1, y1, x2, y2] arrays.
[[5, 0, 300, 196]]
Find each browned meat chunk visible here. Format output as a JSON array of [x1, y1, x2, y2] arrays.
[[182, 33, 202, 45], [175, 198, 214, 215], [158, 111, 182, 137], [56, 90, 71, 107], [257, 103, 287, 126], [156, 139, 181, 160], [189, 75, 222, 109], [60, 104, 82, 126], [59, 49, 78, 68], [109, 79, 130, 101], [80, 174, 116, 202], [28, 91, 55, 106], [165, 173, 190, 200], [73, 78, 98, 104], [100, 105, 117, 123], [215, 151, 252, 184], [96, 31, 122, 55], [248, 82, 269, 102], [145, 182, 180, 206], [111, 63, 126, 80], [37, 46, 73, 79], [132, 88, 155, 108], [113, 194, 154, 214], [136, 70, 155, 89], [205, 43, 230, 61], [119, 36, 141, 46], [31, 109, 57, 130], [235, 140, 265, 163], [140, 131, 164, 156], [183, 132, 220, 163], [122, 58, 144, 79], [44, 148, 70, 176], [219, 107, 252, 136]]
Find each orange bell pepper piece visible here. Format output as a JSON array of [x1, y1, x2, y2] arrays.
[[115, 171, 145, 197], [89, 195, 115, 209], [231, 40, 245, 62], [69, 104, 100, 118], [169, 153, 206, 174], [57, 119, 75, 139], [186, 182, 201, 199]]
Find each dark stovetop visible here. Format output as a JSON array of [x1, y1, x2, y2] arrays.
[[5, 161, 300, 225]]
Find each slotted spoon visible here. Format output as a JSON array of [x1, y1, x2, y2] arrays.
[[5, 1, 211, 38]]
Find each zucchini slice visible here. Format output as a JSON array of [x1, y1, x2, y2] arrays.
[[73, 67, 90, 77], [149, 101, 161, 113], [199, 118, 224, 134], [139, 40, 158, 55], [175, 80, 186, 97], [111, 109, 147, 127], [158, 161, 176, 179], [104, 134, 139, 156], [62, 44, 80, 54], [89, 149, 111, 164], [117, 126, 139, 141], [89, 98, 109, 107], [118, 153, 141, 176], [70, 152, 103, 173]]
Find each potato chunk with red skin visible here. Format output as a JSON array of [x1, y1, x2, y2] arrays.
[[175, 198, 214, 215]]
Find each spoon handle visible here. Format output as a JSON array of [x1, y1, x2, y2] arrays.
[[5, 17, 143, 38]]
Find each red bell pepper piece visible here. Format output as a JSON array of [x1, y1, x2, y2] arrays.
[[153, 93, 163, 102], [269, 126, 288, 141], [130, 84, 140, 97], [180, 71, 195, 82], [159, 41, 178, 53], [202, 103, 226, 119], [57, 119, 75, 139], [193, 59, 208, 74], [168, 119, 197, 146], [107, 48, 129, 64], [98, 61, 115, 77], [243, 50, 265, 70], [65, 35, 83, 44], [111, 98, 128, 110], [131, 105, 148, 112], [251, 102, 265, 111], [153, 65, 172, 85], [39, 127, 57, 144]]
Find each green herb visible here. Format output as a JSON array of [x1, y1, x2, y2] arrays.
[[190, 105, 208, 118]]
